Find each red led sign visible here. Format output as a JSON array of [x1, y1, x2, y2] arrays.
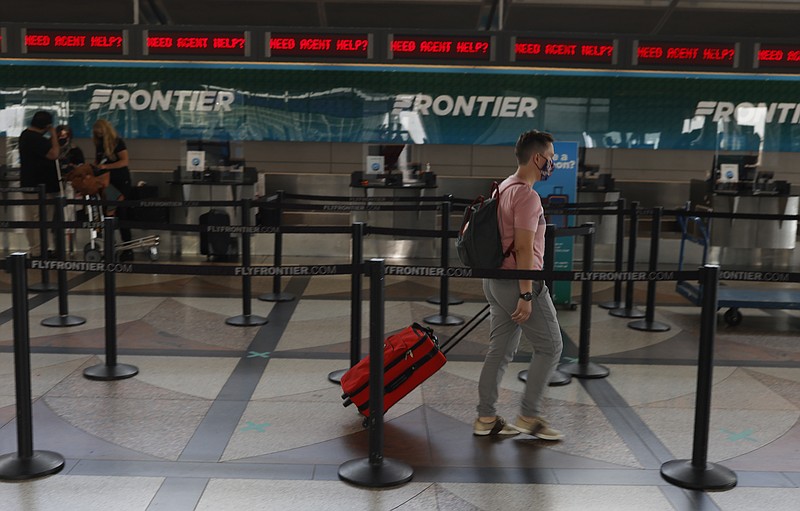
[[390, 35, 492, 61], [146, 31, 247, 57], [268, 33, 369, 58], [635, 41, 736, 68], [23, 29, 125, 55], [514, 37, 614, 65], [756, 44, 800, 70]]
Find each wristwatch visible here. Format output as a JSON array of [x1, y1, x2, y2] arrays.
[[519, 292, 533, 301]]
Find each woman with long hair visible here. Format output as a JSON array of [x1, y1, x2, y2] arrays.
[[92, 119, 133, 258]]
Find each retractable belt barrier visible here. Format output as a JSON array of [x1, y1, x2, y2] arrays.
[[283, 192, 448, 203], [5, 189, 799, 493]]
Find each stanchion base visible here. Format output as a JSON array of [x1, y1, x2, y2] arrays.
[[41, 314, 87, 328], [660, 460, 737, 491], [426, 295, 465, 306], [423, 314, 464, 326], [258, 292, 295, 303], [28, 283, 58, 292], [225, 314, 269, 327], [0, 450, 65, 481], [627, 319, 671, 332], [559, 362, 610, 379], [338, 458, 413, 488], [519, 369, 572, 387], [84, 363, 139, 381], [598, 300, 622, 310], [328, 368, 347, 384], [609, 307, 646, 319]]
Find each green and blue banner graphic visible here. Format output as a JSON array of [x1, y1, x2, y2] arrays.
[[535, 141, 578, 305], [2, 61, 800, 151]]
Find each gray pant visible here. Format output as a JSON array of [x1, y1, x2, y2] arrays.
[[477, 278, 563, 418]]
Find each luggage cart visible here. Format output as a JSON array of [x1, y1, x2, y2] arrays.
[[65, 164, 159, 263], [676, 207, 800, 326], [82, 197, 159, 262]]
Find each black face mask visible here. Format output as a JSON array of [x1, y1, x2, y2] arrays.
[[58, 138, 69, 146]]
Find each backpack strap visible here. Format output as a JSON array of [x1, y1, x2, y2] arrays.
[[495, 180, 529, 258]]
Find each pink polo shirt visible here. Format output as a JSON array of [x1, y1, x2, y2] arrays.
[[497, 175, 546, 271]]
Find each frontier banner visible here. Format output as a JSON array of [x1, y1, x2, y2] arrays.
[[2, 61, 800, 151]]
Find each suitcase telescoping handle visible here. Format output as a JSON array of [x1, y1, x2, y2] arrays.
[[438, 304, 489, 355], [411, 322, 436, 343]]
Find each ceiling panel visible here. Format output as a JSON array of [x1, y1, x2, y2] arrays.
[[662, 9, 800, 39], [1, 1, 133, 24], [325, 2, 484, 30], [2, 0, 800, 40], [161, 0, 321, 27], [504, 5, 665, 34]]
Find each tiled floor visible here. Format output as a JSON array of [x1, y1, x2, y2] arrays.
[[0, 255, 799, 510]]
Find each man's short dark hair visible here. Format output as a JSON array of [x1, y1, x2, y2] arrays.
[[31, 111, 53, 130], [515, 130, 554, 165]]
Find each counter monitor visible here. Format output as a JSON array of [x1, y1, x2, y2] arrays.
[[146, 31, 248, 57], [389, 34, 492, 61], [23, 28, 126, 55], [635, 41, 737, 68], [513, 37, 615, 65], [268, 32, 370, 58]]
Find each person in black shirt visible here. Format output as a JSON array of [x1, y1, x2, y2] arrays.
[[19, 110, 59, 257], [92, 119, 133, 259]]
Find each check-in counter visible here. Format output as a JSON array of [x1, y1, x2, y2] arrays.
[[169, 167, 258, 255], [710, 194, 798, 249], [0, 166, 26, 252], [350, 181, 438, 259], [576, 190, 620, 245]]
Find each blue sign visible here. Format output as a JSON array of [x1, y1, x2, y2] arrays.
[[534, 141, 578, 305]]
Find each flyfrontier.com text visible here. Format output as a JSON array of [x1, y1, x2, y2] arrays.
[[573, 271, 675, 281], [719, 271, 790, 282], [234, 266, 337, 276], [31, 260, 132, 273], [385, 266, 473, 277]]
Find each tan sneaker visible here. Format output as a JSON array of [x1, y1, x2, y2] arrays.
[[473, 416, 520, 436], [510, 416, 564, 440]]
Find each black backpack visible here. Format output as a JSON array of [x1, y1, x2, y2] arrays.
[[456, 181, 526, 268]]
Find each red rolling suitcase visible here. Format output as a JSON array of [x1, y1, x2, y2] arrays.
[[340, 323, 445, 417]]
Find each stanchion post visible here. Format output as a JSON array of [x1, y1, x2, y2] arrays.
[[338, 258, 413, 487], [28, 184, 56, 292], [520, 224, 572, 387], [629, 207, 670, 332], [329, 222, 365, 384], [610, 201, 645, 318], [559, 223, 609, 379], [426, 196, 463, 306], [661, 265, 737, 491], [0, 253, 65, 480], [424, 199, 464, 326], [227, 199, 268, 326], [599, 198, 626, 309], [259, 190, 295, 302], [41, 195, 86, 327], [83, 218, 139, 381]]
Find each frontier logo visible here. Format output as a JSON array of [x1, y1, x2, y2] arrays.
[[392, 94, 538, 117], [694, 100, 800, 124], [88, 89, 236, 112]]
